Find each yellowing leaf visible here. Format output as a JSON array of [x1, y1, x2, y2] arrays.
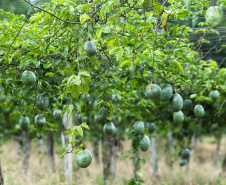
[[80, 14, 91, 24], [107, 40, 114, 48], [172, 61, 184, 75]]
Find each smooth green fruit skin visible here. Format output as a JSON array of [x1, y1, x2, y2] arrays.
[[134, 121, 144, 134], [146, 84, 162, 100], [139, 135, 150, 151], [181, 149, 190, 159], [194, 104, 204, 118], [36, 94, 49, 110], [76, 149, 92, 168], [103, 122, 115, 135], [19, 116, 30, 131], [148, 123, 155, 133], [84, 41, 96, 57], [160, 84, 173, 101], [35, 114, 46, 127], [179, 159, 187, 166], [169, 93, 183, 112], [53, 109, 61, 120], [209, 90, 220, 101], [173, 111, 184, 123], [98, 107, 108, 123], [206, 6, 223, 28], [212, 123, 218, 131], [21, 71, 36, 86], [183, 99, 193, 111]]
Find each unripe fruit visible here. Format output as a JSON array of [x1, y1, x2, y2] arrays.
[[160, 84, 173, 101], [194, 104, 204, 118], [173, 111, 184, 123], [84, 41, 96, 57], [134, 121, 144, 135], [76, 149, 92, 168], [103, 122, 116, 135], [183, 99, 193, 111], [147, 123, 155, 133], [36, 94, 49, 110], [53, 109, 62, 120], [21, 70, 36, 86], [209, 90, 220, 101], [146, 84, 162, 100], [139, 135, 150, 151], [205, 6, 223, 28], [19, 116, 30, 131], [169, 93, 183, 112], [179, 159, 187, 166], [181, 149, 190, 159], [35, 114, 46, 127]]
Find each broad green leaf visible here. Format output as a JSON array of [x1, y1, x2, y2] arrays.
[[81, 80, 89, 95], [70, 85, 81, 98], [77, 125, 83, 136], [80, 14, 91, 24], [79, 70, 91, 77], [81, 122, 90, 130]]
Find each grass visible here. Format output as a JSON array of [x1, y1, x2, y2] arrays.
[[0, 136, 225, 185]]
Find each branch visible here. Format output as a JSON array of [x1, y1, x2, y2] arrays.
[[213, 100, 226, 123], [5, 8, 34, 58], [24, 0, 80, 24]]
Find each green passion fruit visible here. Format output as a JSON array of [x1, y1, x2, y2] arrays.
[[103, 122, 116, 135], [134, 121, 144, 135], [21, 70, 36, 86], [205, 6, 224, 28], [146, 84, 162, 100], [160, 84, 173, 101], [173, 111, 184, 123], [36, 94, 49, 110], [169, 93, 183, 112], [19, 116, 30, 131], [53, 109, 62, 120], [209, 90, 220, 101], [181, 149, 190, 159], [35, 114, 46, 127], [194, 104, 204, 118], [76, 149, 92, 168], [147, 122, 155, 133], [179, 159, 187, 166], [183, 99, 193, 111], [139, 135, 150, 151], [84, 41, 96, 57]]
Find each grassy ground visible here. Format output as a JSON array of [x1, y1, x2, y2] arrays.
[[0, 136, 225, 185]]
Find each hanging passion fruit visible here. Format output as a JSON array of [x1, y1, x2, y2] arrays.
[[160, 83, 173, 101], [205, 6, 224, 28], [21, 70, 36, 86], [194, 104, 204, 118], [84, 41, 96, 57], [169, 93, 183, 112], [19, 116, 30, 131], [133, 121, 144, 135], [146, 84, 162, 100], [76, 149, 92, 168]]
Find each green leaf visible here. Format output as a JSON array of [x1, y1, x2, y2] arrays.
[[172, 61, 184, 75], [70, 85, 81, 98], [61, 104, 74, 117], [81, 80, 89, 95], [138, 0, 144, 6], [79, 70, 91, 77], [80, 14, 91, 24], [81, 122, 90, 130], [77, 125, 83, 136]]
